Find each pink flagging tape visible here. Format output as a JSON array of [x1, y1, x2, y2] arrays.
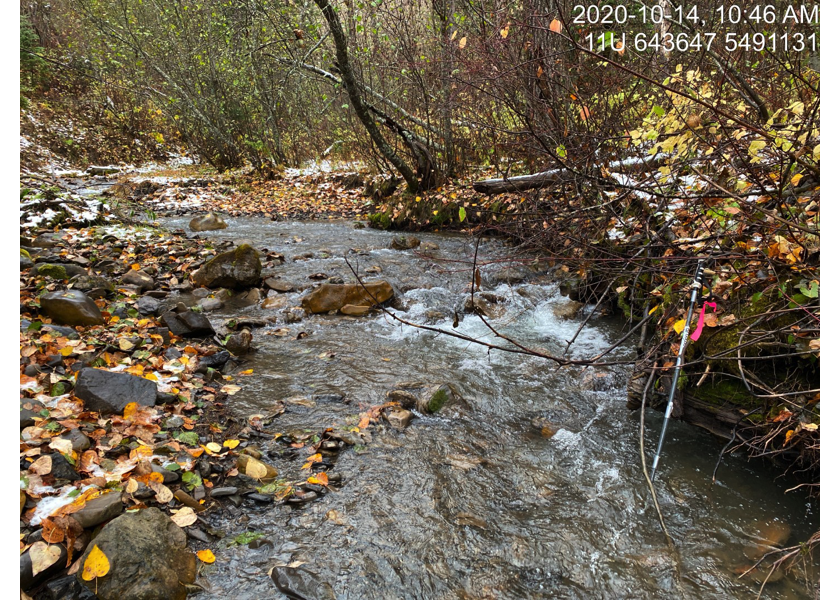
[[690, 302, 717, 341]]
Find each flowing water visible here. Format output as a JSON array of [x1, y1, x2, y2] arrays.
[[158, 215, 818, 599]]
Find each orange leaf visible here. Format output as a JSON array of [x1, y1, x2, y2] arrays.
[[358, 414, 370, 429], [197, 549, 216, 564], [549, 18, 562, 33], [41, 518, 65, 544]]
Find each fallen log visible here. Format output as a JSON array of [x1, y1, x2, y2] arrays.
[[472, 168, 566, 194]]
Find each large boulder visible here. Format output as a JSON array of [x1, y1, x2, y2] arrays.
[[40, 290, 104, 327], [301, 281, 394, 314], [189, 212, 228, 232], [76, 508, 196, 600], [74, 368, 158, 415], [192, 244, 261, 289]]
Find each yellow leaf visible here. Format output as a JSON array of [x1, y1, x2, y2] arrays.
[[673, 319, 686, 334], [549, 18, 562, 33], [238, 369, 253, 375], [81, 545, 110, 581], [790, 173, 803, 186], [223, 439, 240, 449], [648, 305, 659, 315], [131, 263, 141, 271], [197, 549, 216, 564], [784, 429, 795, 446], [144, 373, 159, 382], [123, 402, 138, 420], [450, 29, 457, 41], [127, 364, 144, 376], [205, 442, 222, 454], [801, 422, 819, 431], [307, 472, 329, 486], [459, 36, 467, 49], [415, 196, 422, 202], [245, 458, 268, 479], [500, 25, 509, 39]]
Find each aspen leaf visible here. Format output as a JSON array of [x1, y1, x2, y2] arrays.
[[171, 507, 198, 528], [550, 18, 562, 33], [205, 442, 222, 454], [118, 338, 135, 352], [500, 25, 509, 39], [197, 549, 216, 564], [223, 439, 240, 449], [245, 458, 268, 479], [459, 36, 467, 49], [673, 319, 686, 334], [81, 545, 110, 581], [790, 173, 803, 186], [29, 455, 52, 476], [30, 542, 63, 577]]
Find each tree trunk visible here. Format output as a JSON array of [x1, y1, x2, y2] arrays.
[[313, 0, 419, 193]]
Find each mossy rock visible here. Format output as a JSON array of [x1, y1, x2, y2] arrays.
[[37, 264, 68, 279]]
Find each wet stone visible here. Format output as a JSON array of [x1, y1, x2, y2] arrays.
[[209, 487, 239, 498], [50, 452, 81, 482], [40, 289, 104, 327], [135, 295, 162, 315], [121, 269, 155, 291], [59, 428, 91, 453], [71, 492, 123, 529]]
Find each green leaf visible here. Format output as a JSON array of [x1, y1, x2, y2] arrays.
[[798, 281, 819, 298], [27, 321, 43, 332], [181, 471, 201, 490], [652, 105, 665, 117], [555, 144, 567, 158], [458, 207, 466, 222]]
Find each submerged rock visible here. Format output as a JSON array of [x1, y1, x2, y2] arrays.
[[301, 281, 394, 314], [76, 508, 196, 600], [386, 382, 455, 414], [390, 235, 420, 250], [192, 244, 262, 289], [40, 289, 104, 326], [189, 212, 228, 231], [225, 329, 252, 356], [270, 566, 336, 600], [553, 300, 584, 320]]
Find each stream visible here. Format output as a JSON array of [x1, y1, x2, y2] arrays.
[[149, 215, 817, 599]]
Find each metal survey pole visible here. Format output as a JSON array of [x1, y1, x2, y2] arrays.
[[650, 259, 705, 481]]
